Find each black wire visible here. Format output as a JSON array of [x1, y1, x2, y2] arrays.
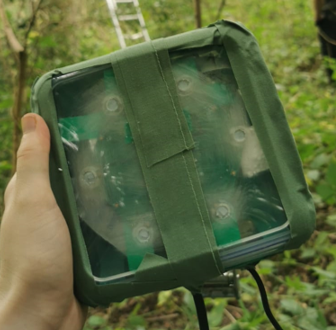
[[247, 267, 284, 330], [193, 268, 283, 330], [193, 293, 210, 330]]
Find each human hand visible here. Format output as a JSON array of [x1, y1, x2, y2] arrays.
[[0, 114, 87, 330]]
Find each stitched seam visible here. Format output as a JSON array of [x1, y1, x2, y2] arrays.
[[151, 42, 189, 150], [111, 51, 176, 276], [152, 42, 221, 275], [181, 152, 222, 275], [113, 53, 146, 157]]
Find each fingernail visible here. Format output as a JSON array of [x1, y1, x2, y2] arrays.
[[22, 115, 36, 134]]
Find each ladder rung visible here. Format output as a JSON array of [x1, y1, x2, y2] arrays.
[[124, 32, 144, 40], [115, 0, 134, 3], [118, 14, 138, 21]]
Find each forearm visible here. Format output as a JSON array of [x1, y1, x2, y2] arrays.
[[0, 308, 52, 330], [0, 282, 86, 330], [0, 292, 55, 330], [0, 278, 69, 330]]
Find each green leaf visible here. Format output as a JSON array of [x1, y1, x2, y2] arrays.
[[239, 281, 257, 295], [326, 161, 336, 185], [157, 290, 173, 306], [314, 231, 329, 247], [280, 299, 304, 316], [311, 192, 324, 206], [297, 317, 323, 330], [258, 259, 275, 270], [183, 291, 196, 313], [87, 315, 107, 327], [296, 306, 327, 330], [324, 292, 336, 304], [326, 214, 336, 228], [285, 276, 306, 290], [312, 267, 336, 279], [296, 282, 328, 296], [0, 161, 11, 172], [316, 183, 335, 202], [208, 299, 227, 327], [127, 314, 147, 327], [311, 153, 330, 169], [327, 260, 336, 272], [0, 98, 13, 109], [258, 259, 276, 275], [306, 169, 320, 181], [220, 323, 244, 330], [278, 313, 292, 323], [301, 248, 316, 259], [131, 302, 141, 315], [326, 248, 336, 260], [39, 35, 57, 48]]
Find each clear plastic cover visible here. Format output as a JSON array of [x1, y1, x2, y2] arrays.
[[52, 46, 290, 282]]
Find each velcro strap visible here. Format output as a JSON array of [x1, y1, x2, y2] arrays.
[[110, 40, 223, 287], [111, 41, 194, 168]]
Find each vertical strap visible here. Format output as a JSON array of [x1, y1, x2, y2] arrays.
[[111, 42, 194, 168], [110, 40, 223, 287]]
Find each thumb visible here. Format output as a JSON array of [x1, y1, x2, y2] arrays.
[[16, 114, 51, 190]]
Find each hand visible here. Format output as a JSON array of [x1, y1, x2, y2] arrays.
[[0, 114, 87, 330]]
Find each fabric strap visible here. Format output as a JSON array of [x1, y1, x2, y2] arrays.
[[110, 40, 223, 287]]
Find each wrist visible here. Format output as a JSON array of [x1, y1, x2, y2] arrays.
[[0, 278, 68, 330], [0, 296, 53, 330], [0, 309, 53, 330]]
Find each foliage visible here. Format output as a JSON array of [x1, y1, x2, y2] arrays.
[[0, 0, 336, 329]]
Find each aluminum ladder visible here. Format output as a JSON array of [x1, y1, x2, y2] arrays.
[[106, 0, 150, 48]]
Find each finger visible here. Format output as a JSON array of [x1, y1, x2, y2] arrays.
[[16, 114, 51, 190]]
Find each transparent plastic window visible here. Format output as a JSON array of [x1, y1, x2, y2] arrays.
[[52, 46, 289, 282]]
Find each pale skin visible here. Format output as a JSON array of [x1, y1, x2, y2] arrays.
[[0, 114, 87, 329]]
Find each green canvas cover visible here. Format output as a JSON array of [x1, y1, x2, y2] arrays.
[[30, 20, 315, 307]]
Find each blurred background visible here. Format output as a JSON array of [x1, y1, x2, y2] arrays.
[[0, 0, 336, 329]]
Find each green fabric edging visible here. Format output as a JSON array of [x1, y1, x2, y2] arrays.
[[212, 21, 316, 249], [30, 20, 315, 306]]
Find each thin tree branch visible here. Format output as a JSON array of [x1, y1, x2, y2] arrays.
[[0, 0, 24, 53], [24, 0, 44, 43], [193, 0, 202, 28], [216, 0, 226, 21], [145, 313, 179, 322], [11, 50, 27, 173]]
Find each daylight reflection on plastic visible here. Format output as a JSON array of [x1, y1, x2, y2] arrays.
[[52, 46, 290, 282]]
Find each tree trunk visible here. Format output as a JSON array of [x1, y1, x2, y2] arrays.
[[193, 0, 202, 28], [0, 0, 43, 173], [11, 51, 27, 173]]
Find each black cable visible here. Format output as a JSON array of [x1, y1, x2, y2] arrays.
[[247, 267, 284, 330], [193, 293, 210, 330], [193, 268, 283, 330]]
